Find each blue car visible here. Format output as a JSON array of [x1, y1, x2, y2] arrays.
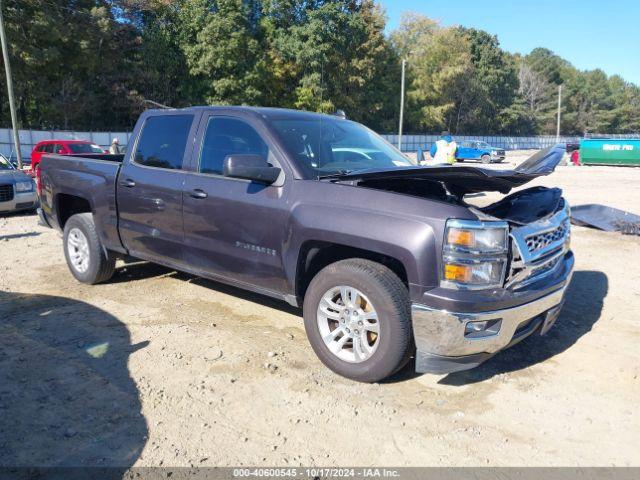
[[456, 141, 505, 163]]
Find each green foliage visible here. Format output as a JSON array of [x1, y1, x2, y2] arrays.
[[0, 2, 638, 135]]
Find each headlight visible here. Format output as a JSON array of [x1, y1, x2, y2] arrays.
[[15, 181, 34, 192], [441, 219, 509, 290]]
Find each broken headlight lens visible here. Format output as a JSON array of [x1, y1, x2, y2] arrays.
[[441, 219, 509, 290]]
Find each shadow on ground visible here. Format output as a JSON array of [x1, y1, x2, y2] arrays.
[[111, 261, 301, 315], [103, 262, 607, 387], [438, 270, 607, 386], [0, 291, 148, 467]]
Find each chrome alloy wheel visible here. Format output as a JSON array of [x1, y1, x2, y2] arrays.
[[317, 286, 380, 363], [67, 228, 90, 273]]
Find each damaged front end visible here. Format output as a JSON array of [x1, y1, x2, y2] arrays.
[[328, 145, 574, 374], [333, 145, 572, 291], [479, 188, 571, 290]]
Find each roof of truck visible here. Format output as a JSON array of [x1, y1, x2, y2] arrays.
[[145, 105, 346, 122]]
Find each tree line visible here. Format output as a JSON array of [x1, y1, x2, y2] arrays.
[[2, 0, 639, 135]]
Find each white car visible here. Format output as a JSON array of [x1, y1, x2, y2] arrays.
[[0, 154, 38, 214]]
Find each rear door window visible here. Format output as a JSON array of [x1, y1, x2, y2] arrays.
[[43, 144, 54, 153], [199, 117, 269, 175], [134, 115, 194, 170]]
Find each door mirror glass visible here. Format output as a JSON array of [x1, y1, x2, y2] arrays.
[[223, 154, 281, 184]]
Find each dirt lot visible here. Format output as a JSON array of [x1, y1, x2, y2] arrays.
[[1, 157, 639, 467]]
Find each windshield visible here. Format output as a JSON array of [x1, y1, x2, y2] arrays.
[[270, 118, 414, 178], [0, 155, 14, 170], [478, 142, 492, 149], [68, 143, 104, 154]]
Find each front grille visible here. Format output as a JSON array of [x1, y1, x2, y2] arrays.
[[506, 203, 570, 289], [525, 220, 569, 253], [497, 149, 506, 156], [0, 184, 14, 202]]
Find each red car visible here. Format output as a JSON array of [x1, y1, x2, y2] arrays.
[[30, 140, 107, 176]]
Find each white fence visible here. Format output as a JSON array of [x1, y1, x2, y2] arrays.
[[380, 134, 582, 152], [0, 128, 133, 162], [3, 127, 628, 161]]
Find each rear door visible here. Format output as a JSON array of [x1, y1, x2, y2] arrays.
[[181, 114, 291, 294], [117, 112, 199, 266]]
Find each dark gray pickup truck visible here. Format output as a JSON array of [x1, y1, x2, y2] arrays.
[[39, 107, 573, 382]]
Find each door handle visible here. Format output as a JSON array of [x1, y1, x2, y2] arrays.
[[152, 198, 165, 210], [120, 179, 136, 188], [190, 189, 208, 199]]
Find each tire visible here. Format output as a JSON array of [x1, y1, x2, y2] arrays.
[[63, 213, 116, 284], [303, 258, 413, 383], [481, 154, 491, 164]]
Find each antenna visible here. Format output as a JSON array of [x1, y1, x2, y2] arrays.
[[142, 99, 173, 109]]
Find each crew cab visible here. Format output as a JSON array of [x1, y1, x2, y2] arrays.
[[38, 107, 573, 382], [457, 140, 506, 163]]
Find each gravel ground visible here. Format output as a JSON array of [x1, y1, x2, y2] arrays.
[[1, 155, 639, 468]]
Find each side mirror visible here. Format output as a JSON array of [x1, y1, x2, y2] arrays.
[[223, 154, 281, 185]]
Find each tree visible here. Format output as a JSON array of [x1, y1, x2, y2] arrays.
[[180, 0, 266, 106], [2, 1, 639, 135], [457, 27, 518, 133]]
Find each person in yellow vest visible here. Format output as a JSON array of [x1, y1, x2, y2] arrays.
[[429, 131, 458, 165]]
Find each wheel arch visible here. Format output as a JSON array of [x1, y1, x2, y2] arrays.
[[295, 240, 409, 302], [55, 193, 93, 229]]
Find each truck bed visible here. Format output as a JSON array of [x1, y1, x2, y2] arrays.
[[39, 153, 125, 253]]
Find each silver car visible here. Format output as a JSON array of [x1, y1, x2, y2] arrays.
[[0, 154, 38, 214]]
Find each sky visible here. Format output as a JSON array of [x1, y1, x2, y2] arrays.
[[380, 0, 640, 86]]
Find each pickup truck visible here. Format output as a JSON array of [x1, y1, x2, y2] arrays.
[[456, 140, 506, 163], [38, 107, 573, 382]]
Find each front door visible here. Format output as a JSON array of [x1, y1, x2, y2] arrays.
[[117, 113, 198, 265], [182, 115, 291, 294]]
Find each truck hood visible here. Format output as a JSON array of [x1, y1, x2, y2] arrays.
[[333, 144, 565, 196]]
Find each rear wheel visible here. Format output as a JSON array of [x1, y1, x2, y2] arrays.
[[63, 213, 116, 284], [481, 154, 491, 163], [303, 259, 413, 383]]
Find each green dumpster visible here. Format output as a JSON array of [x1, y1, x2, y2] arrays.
[[580, 139, 640, 166]]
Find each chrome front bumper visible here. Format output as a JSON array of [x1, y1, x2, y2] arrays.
[[412, 255, 574, 374], [0, 190, 38, 213]]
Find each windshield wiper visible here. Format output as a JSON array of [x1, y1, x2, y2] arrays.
[[317, 169, 356, 180]]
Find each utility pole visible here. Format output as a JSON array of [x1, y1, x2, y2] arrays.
[[556, 84, 562, 142], [0, 0, 22, 169], [398, 58, 406, 151]]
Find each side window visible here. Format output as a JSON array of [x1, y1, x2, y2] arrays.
[[54, 144, 64, 153], [43, 144, 54, 153], [199, 117, 269, 175], [134, 114, 194, 170]]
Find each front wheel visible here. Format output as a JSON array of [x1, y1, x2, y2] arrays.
[[481, 154, 492, 163], [303, 259, 413, 383], [63, 213, 116, 284]]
